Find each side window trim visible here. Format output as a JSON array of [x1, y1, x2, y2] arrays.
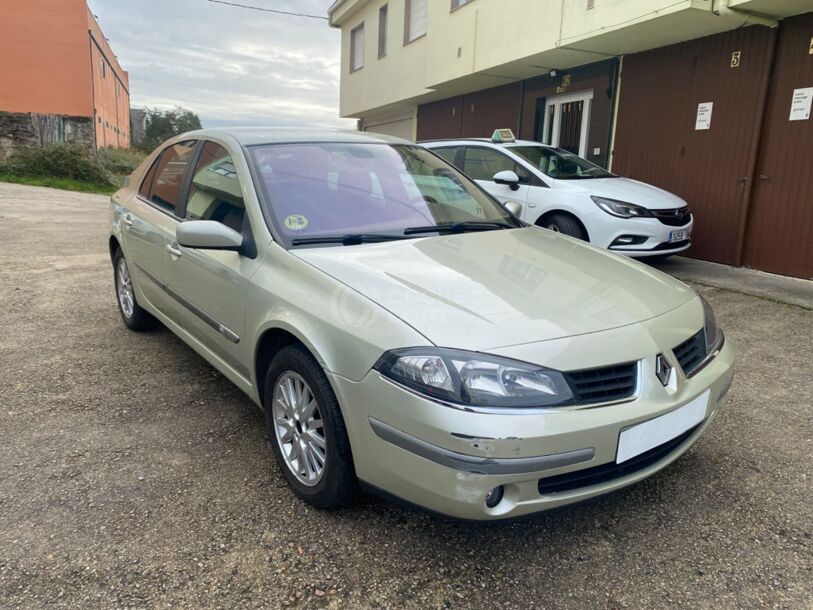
[[174, 140, 205, 220], [138, 155, 162, 200]]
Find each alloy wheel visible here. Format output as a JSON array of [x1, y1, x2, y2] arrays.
[[116, 257, 135, 318], [272, 371, 327, 486]]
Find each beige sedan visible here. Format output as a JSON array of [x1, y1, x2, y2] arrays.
[[109, 128, 734, 520]]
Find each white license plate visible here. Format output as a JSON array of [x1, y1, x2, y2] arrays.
[[669, 229, 690, 243], [616, 390, 709, 464]]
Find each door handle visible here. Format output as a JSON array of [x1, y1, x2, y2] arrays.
[[758, 174, 770, 181], [166, 243, 182, 257], [122, 214, 134, 228]]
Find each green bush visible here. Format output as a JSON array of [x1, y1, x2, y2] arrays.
[[96, 146, 147, 181], [0, 144, 113, 185]]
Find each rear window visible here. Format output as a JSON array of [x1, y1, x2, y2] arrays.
[[148, 141, 197, 212]]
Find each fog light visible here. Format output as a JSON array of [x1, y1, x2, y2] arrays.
[[485, 485, 504, 508]]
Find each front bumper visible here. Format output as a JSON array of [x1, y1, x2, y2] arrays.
[[330, 301, 735, 521], [597, 215, 693, 257]]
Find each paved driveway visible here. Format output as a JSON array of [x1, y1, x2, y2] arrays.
[[0, 182, 811, 609]]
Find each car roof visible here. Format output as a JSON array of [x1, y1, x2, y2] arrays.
[[421, 138, 553, 149], [182, 127, 412, 147]]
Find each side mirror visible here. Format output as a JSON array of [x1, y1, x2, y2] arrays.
[[503, 201, 523, 217], [493, 170, 520, 191], [177, 220, 243, 252]]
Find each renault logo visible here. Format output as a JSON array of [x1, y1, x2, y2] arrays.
[[655, 354, 672, 386]]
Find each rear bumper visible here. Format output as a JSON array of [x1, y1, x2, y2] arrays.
[[330, 333, 734, 521]]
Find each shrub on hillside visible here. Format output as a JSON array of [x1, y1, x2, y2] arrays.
[[96, 146, 147, 181], [0, 144, 113, 185]]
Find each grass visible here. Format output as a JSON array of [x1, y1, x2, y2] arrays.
[[0, 173, 117, 195]]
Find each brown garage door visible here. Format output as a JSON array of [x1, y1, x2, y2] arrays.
[[612, 26, 774, 265], [742, 13, 813, 279]]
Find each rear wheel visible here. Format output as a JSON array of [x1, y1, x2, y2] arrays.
[[113, 249, 158, 331], [264, 345, 355, 509], [541, 213, 587, 240]]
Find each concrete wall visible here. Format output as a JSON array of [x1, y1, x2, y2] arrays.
[[0, 112, 95, 159]]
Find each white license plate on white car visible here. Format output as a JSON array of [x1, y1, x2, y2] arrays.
[[669, 229, 690, 242], [616, 391, 709, 464]]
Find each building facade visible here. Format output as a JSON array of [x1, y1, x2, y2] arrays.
[[329, 0, 813, 279], [0, 0, 130, 155]]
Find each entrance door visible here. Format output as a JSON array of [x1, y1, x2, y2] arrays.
[[539, 90, 593, 156], [742, 13, 813, 279]]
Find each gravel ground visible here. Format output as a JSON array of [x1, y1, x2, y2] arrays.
[[0, 182, 811, 609]]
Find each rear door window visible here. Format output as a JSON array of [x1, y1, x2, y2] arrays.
[[148, 141, 197, 213], [185, 142, 246, 233]]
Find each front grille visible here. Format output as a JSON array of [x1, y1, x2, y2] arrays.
[[564, 362, 637, 405], [673, 329, 707, 376], [652, 208, 691, 227], [537, 423, 700, 494]]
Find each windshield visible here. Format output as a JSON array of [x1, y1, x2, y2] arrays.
[[249, 143, 520, 246], [509, 146, 614, 180]]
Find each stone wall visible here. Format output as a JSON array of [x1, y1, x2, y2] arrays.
[[0, 112, 95, 158]]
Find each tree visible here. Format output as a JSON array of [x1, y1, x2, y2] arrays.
[[139, 106, 202, 151]]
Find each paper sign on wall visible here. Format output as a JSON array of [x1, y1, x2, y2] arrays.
[[789, 87, 812, 121], [695, 102, 713, 130]]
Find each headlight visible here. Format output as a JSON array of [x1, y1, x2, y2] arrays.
[[700, 296, 724, 354], [591, 196, 653, 218], [374, 348, 574, 408]]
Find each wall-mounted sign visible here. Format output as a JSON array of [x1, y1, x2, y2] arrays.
[[731, 51, 741, 68], [789, 87, 812, 121], [695, 102, 713, 130]]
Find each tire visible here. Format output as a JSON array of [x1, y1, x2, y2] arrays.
[[541, 213, 587, 240], [113, 248, 158, 332], [264, 344, 356, 509]]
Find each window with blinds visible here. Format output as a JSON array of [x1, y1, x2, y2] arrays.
[[404, 0, 427, 44], [350, 23, 365, 72]]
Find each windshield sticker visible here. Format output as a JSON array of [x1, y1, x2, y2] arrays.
[[284, 215, 309, 231]]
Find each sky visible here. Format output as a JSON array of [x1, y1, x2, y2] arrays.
[[86, 0, 355, 129]]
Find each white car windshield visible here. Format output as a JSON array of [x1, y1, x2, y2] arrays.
[[250, 143, 520, 246], [510, 146, 615, 180]]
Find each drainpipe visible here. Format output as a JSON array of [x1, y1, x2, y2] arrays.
[[711, 0, 778, 28]]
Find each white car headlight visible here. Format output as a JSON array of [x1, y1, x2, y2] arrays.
[[374, 348, 574, 408], [700, 296, 724, 354], [591, 196, 653, 219]]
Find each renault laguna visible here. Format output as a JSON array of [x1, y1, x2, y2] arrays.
[[108, 128, 734, 520]]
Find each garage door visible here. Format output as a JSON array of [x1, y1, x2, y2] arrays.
[[742, 12, 813, 279], [612, 26, 775, 265]]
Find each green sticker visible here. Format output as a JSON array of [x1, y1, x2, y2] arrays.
[[284, 215, 309, 231]]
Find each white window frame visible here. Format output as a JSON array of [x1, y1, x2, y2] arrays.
[[350, 23, 365, 72], [404, 0, 427, 45], [541, 89, 593, 158]]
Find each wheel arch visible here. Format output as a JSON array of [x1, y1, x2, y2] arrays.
[[109, 235, 121, 263], [254, 324, 326, 408], [535, 209, 590, 242]]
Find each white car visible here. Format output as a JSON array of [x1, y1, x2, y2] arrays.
[[423, 133, 693, 258]]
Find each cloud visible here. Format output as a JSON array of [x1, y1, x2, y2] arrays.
[[87, 0, 355, 129]]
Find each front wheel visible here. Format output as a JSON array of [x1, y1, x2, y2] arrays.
[[540, 213, 587, 240], [264, 345, 356, 509], [113, 249, 158, 331]]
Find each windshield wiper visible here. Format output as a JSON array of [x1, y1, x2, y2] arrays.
[[291, 234, 408, 247], [403, 221, 516, 236]]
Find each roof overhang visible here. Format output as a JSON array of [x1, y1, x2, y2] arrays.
[[327, 0, 371, 28]]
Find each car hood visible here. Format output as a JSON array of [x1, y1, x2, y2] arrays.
[[552, 177, 687, 210], [293, 228, 695, 351]]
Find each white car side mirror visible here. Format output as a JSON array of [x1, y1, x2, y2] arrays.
[[493, 170, 520, 191]]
